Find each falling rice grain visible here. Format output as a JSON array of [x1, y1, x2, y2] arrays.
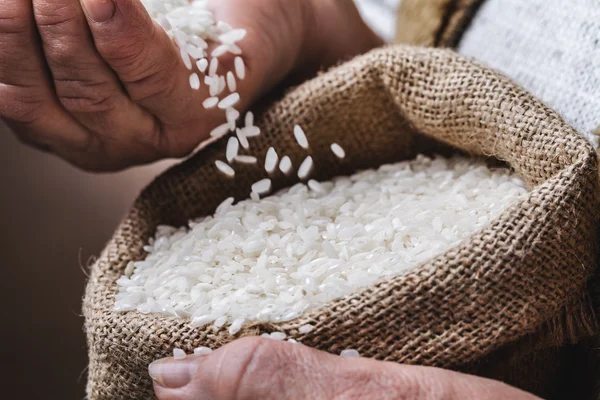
[[234, 56, 245, 80], [245, 111, 254, 127], [293, 125, 309, 149], [279, 156, 292, 175], [234, 155, 257, 164], [227, 71, 237, 92], [298, 156, 314, 180], [226, 137, 239, 162], [210, 122, 230, 137], [209, 57, 219, 76], [180, 48, 192, 70], [219, 93, 240, 109], [196, 58, 208, 73], [236, 129, 249, 149], [189, 73, 200, 90], [331, 143, 346, 159], [203, 97, 219, 109], [265, 147, 278, 173], [215, 161, 235, 177]]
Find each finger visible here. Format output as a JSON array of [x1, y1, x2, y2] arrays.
[[80, 0, 223, 155], [32, 0, 160, 156], [151, 337, 542, 400], [0, 0, 90, 151]]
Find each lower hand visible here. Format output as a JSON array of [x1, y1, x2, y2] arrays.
[[149, 337, 541, 400]]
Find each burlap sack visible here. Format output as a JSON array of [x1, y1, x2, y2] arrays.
[[84, 45, 600, 399]]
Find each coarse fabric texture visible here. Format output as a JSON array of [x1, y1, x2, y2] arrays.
[[458, 0, 600, 147], [395, 0, 484, 47], [84, 46, 600, 399]]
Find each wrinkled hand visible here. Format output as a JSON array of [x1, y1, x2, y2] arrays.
[[149, 337, 541, 400], [0, 0, 381, 171]]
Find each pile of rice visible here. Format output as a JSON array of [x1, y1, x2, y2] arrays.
[[115, 155, 528, 334]]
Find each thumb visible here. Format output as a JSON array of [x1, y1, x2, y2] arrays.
[[149, 337, 541, 400]]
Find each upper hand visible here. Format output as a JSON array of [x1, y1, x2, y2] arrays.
[[0, 0, 381, 171], [149, 337, 542, 400]]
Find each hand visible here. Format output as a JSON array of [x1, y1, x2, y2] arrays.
[[149, 337, 542, 400], [0, 0, 382, 171]]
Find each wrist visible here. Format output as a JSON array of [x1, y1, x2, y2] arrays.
[[304, 0, 384, 69]]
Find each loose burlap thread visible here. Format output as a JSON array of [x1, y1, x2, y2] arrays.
[[84, 46, 599, 399]]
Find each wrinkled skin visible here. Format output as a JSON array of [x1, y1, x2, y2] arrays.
[[150, 337, 542, 400], [0, 0, 381, 171]]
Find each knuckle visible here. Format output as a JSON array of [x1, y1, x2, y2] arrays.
[[44, 39, 91, 71], [0, 8, 32, 35], [34, 3, 79, 31], [209, 338, 278, 399], [54, 78, 117, 114], [98, 30, 151, 75]]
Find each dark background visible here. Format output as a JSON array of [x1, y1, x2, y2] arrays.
[[1, 126, 173, 399]]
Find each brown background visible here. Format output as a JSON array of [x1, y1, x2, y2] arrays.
[[0, 124, 174, 399]]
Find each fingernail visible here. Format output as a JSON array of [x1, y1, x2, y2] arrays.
[[148, 358, 197, 389], [81, 0, 115, 23]]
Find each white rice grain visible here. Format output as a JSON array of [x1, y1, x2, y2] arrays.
[[251, 179, 271, 195], [156, 14, 171, 31], [226, 137, 239, 162], [229, 318, 245, 335], [189, 73, 200, 90], [234, 57, 245, 80], [298, 324, 314, 334], [236, 129, 249, 149], [331, 143, 346, 159], [269, 332, 287, 341], [265, 147, 279, 173], [173, 348, 187, 359], [241, 126, 260, 137], [226, 107, 240, 124], [210, 122, 230, 138], [309, 179, 326, 192], [219, 93, 240, 109], [193, 346, 213, 356], [293, 125, 309, 149], [279, 156, 293, 175], [245, 111, 254, 127], [203, 97, 219, 109], [340, 349, 360, 358], [211, 44, 230, 58], [234, 155, 257, 164], [226, 71, 237, 92], [209, 57, 219, 76], [219, 28, 247, 44], [298, 156, 314, 180], [196, 58, 208, 73], [215, 160, 235, 177], [180, 48, 192, 70]]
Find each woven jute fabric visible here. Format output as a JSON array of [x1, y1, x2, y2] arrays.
[[84, 45, 600, 399], [395, 0, 485, 47]]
